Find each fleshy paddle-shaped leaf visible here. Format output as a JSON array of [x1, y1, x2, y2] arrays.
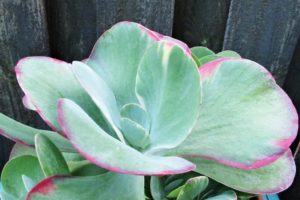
[[189, 150, 295, 194], [150, 176, 166, 200], [136, 42, 201, 151], [71, 61, 125, 142], [191, 47, 241, 67], [120, 103, 151, 148], [216, 50, 240, 58], [22, 175, 37, 192], [27, 172, 144, 200], [57, 99, 195, 175], [35, 134, 70, 176], [176, 176, 209, 200], [0, 191, 16, 200], [120, 117, 150, 149], [69, 160, 107, 176], [1, 155, 44, 199], [15, 57, 110, 134], [87, 21, 160, 108], [168, 58, 298, 169], [191, 46, 215, 59], [120, 103, 150, 130], [191, 46, 215, 66], [9, 143, 36, 159], [0, 113, 73, 152]]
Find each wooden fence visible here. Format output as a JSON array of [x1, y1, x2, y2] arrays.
[[1, 0, 300, 198]]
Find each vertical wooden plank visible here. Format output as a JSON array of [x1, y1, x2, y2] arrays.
[[280, 38, 300, 199], [223, 0, 300, 85], [0, 0, 49, 169], [172, 0, 231, 52], [283, 39, 300, 153], [46, 0, 175, 62]]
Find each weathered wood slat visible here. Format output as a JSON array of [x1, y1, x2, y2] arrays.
[[280, 39, 300, 199], [46, 0, 175, 62], [223, 0, 300, 85], [172, 0, 231, 52], [283, 39, 300, 153], [0, 0, 50, 169]]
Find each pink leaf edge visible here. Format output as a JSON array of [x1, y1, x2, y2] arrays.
[[0, 129, 28, 146], [196, 57, 298, 170], [57, 99, 195, 176], [15, 56, 68, 134], [89, 21, 193, 61], [26, 175, 62, 200], [247, 149, 295, 194]]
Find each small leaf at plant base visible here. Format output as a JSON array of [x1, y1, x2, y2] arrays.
[[22, 175, 36, 192], [167, 186, 184, 198], [136, 41, 201, 151], [27, 172, 144, 200], [35, 134, 70, 177], [57, 98, 195, 175], [163, 172, 199, 187], [150, 176, 166, 200], [164, 179, 185, 194], [1, 155, 44, 199], [176, 176, 209, 200], [0, 113, 74, 152], [206, 190, 237, 200]]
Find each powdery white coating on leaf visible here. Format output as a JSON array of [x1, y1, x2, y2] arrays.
[[22, 95, 37, 111], [15, 56, 111, 137], [15, 57, 69, 133], [167, 58, 298, 170], [189, 150, 296, 194], [135, 42, 200, 151], [57, 99, 195, 175]]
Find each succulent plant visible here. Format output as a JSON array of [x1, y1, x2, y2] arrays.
[[0, 21, 297, 199]]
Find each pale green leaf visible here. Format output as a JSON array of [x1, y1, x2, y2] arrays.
[[35, 134, 70, 176]]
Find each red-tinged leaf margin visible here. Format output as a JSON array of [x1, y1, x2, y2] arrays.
[[57, 99, 195, 176], [190, 150, 296, 194], [26, 176, 58, 200], [89, 21, 192, 63], [183, 57, 298, 170], [15, 57, 68, 133]]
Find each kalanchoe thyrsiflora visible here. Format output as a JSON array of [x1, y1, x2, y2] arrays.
[[0, 21, 297, 199]]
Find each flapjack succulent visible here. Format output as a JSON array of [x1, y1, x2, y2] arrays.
[[0, 21, 297, 199]]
